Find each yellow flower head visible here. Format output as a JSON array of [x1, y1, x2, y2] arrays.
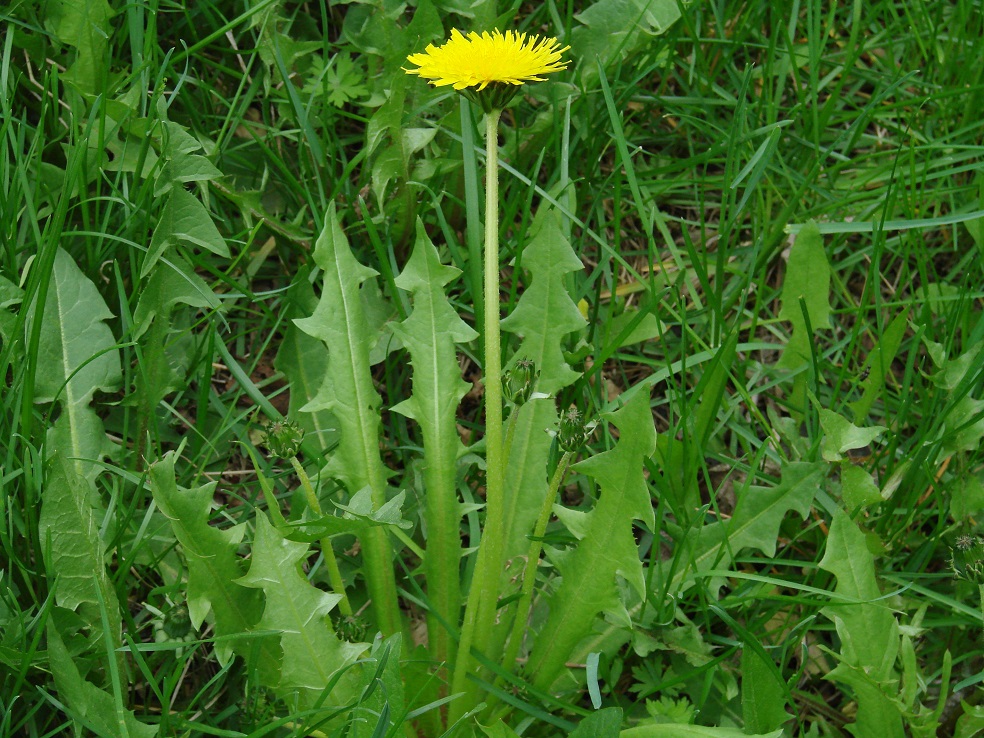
[[405, 29, 569, 110]]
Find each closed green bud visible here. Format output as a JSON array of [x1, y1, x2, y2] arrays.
[[504, 359, 540, 406], [264, 419, 304, 459], [951, 535, 984, 585], [163, 603, 192, 639], [558, 406, 591, 453]]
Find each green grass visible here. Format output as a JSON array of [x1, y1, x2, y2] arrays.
[[2, 0, 983, 736]]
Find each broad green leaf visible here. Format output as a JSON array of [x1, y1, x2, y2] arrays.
[[483, 397, 560, 663], [841, 464, 882, 510], [390, 221, 477, 665], [671, 461, 823, 595], [777, 221, 831, 329], [921, 342, 984, 458], [294, 204, 387, 498], [529, 391, 656, 691], [132, 255, 221, 339], [572, 0, 681, 71], [957, 701, 984, 738], [600, 308, 663, 348], [849, 310, 909, 422], [777, 222, 831, 411], [154, 121, 223, 196], [274, 267, 339, 453], [825, 662, 905, 738], [38, 454, 121, 648], [350, 635, 405, 738], [47, 0, 114, 94], [480, 721, 523, 738], [294, 203, 399, 635], [34, 248, 121, 481], [0, 273, 23, 345], [818, 408, 887, 462], [237, 514, 365, 709], [662, 620, 713, 667], [143, 188, 229, 277], [819, 510, 903, 737], [46, 622, 157, 738], [570, 707, 623, 738], [951, 475, 984, 521], [620, 726, 783, 738], [148, 452, 275, 673], [819, 510, 899, 679], [500, 399, 558, 567], [500, 210, 587, 395], [741, 647, 790, 733], [34, 248, 120, 405]]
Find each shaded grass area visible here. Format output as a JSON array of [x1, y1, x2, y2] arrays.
[[1, 0, 983, 735]]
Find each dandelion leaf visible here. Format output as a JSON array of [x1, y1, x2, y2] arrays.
[[237, 514, 365, 709], [46, 622, 157, 738], [148, 452, 274, 672], [132, 254, 220, 338], [34, 248, 121, 483], [294, 203, 398, 635], [671, 461, 823, 595], [501, 209, 586, 396], [143, 188, 228, 277], [529, 390, 655, 691], [47, 0, 114, 94], [741, 647, 790, 733], [776, 222, 831, 411], [274, 266, 339, 452], [38, 453, 121, 647], [818, 408, 886, 462], [819, 509, 903, 738], [390, 220, 477, 664], [294, 204, 386, 496]]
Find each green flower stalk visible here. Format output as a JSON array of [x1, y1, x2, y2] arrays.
[[405, 29, 569, 723]]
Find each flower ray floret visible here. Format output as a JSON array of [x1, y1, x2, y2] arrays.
[[405, 28, 569, 92]]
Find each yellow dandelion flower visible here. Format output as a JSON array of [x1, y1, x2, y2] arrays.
[[405, 28, 569, 110]]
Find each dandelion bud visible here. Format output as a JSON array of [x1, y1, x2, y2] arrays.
[[558, 406, 591, 453], [951, 535, 984, 584], [264, 419, 304, 459], [504, 359, 540, 405]]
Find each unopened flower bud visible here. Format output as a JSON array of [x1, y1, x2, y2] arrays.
[[163, 603, 192, 639], [558, 406, 591, 453], [951, 535, 984, 584], [504, 359, 540, 406], [264, 419, 304, 459]]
